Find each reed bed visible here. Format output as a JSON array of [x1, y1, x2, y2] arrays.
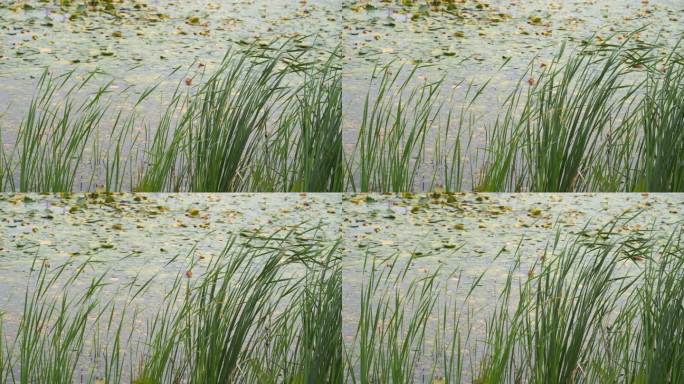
[[0, 230, 342, 383], [0, 42, 343, 193], [1, 35, 682, 192], [349, 35, 684, 192], [346, 222, 684, 383]]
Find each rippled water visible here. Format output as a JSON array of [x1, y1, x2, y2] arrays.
[[0, 0, 340, 131]]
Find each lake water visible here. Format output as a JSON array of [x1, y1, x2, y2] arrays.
[[0, 0, 340, 132]]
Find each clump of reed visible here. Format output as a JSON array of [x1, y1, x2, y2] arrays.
[[347, 222, 684, 383], [349, 63, 443, 192], [1, 33, 682, 192], [0, 230, 342, 383], [250, 50, 343, 192], [4, 69, 112, 192], [629, 42, 684, 192], [349, 34, 684, 192], [0, 41, 343, 193], [476, 35, 677, 192]]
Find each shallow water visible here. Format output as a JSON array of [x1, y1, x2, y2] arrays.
[[342, 0, 684, 114], [0, 192, 340, 294], [0, 0, 340, 131]]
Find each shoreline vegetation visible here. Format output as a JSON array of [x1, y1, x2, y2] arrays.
[[1, 41, 344, 193], [0, 229, 343, 383], [1, 35, 682, 192], [347, 220, 684, 383], [1, 198, 682, 382]]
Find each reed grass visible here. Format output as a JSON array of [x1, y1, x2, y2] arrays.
[[349, 34, 684, 192], [478, 36, 659, 192], [285, 243, 343, 383], [351, 63, 443, 192], [250, 48, 343, 192], [0, 229, 342, 383], [0, 314, 6, 383], [350, 253, 439, 383], [0, 132, 6, 192], [630, 44, 684, 192], [598, 230, 684, 383], [136, 44, 345, 193], [11, 70, 111, 192], [185, 50, 289, 192], [1, 34, 682, 192], [0, 210, 681, 383], [0, 42, 343, 193], [347, 222, 684, 383]]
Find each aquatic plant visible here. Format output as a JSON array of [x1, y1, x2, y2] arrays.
[[1, 34, 682, 192], [630, 45, 684, 192], [347, 222, 684, 383], [8, 70, 107, 192], [351, 63, 442, 192], [0, 42, 344, 193], [183, 50, 289, 192], [350, 253, 439, 383], [0, 132, 6, 192], [251, 48, 344, 192], [350, 34, 684, 192], [0, 230, 342, 383]]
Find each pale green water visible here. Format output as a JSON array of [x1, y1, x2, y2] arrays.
[[0, 0, 340, 130]]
